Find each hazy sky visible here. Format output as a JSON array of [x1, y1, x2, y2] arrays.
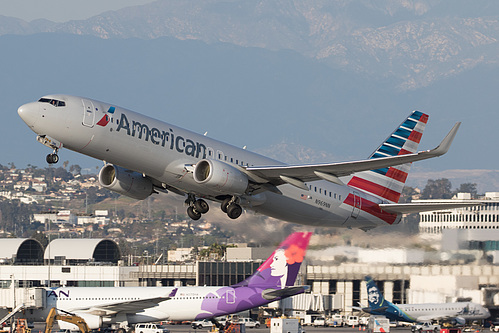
[[0, 0, 156, 22]]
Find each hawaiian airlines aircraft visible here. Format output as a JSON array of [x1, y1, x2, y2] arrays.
[[16, 232, 311, 331], [360, 276, 490, 325], [18, 95, 473, 229]]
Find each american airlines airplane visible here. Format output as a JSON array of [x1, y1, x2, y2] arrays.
[[360, 276, 490, 325], [18, 95, 472, 229], [15, 232, 311, 331]]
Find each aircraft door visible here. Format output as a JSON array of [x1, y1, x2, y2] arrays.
[[82, 99, 95, 127], [351, 191, 361, 218], [226, 289, 235, 304]]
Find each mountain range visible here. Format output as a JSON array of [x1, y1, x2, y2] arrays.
[[3, 0, 499, 90], [1, 0, 498, 191]]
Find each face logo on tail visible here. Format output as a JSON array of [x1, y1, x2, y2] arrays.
[[269, 244, 305, 288], [259, 236, 308, 288], [270, 249, 288, 287], [196, 232, 311, 320], [368, 286, 381, 306]]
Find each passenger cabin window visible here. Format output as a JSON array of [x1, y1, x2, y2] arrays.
[[38, 98, 66, 107]]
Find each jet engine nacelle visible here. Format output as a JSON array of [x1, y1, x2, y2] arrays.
[[58, 313, 102, 330], [193, 159, 248, 195], [99, 164, 153, 200]]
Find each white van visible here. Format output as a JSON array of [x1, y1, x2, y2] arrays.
[[234, 318, 261, 328], [134, 323, 170, 333], [345, 316, 359, 327], [326, 314, 344, 327]]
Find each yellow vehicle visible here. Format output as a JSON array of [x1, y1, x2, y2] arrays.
[[16, 319, 31, 333], [44, 308, 90, 333]]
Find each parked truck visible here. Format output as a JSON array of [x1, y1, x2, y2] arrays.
[[270, 318, 304, 333], [368, 316, 390, 333], [411, 323, 441, 333]]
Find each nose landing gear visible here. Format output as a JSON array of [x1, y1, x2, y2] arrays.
[[36, 135, 63, 165], [46, 149, 59, 164]]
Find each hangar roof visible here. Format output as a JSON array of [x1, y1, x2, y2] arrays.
[[45, 239, 121, 263], [0, 238, 44, 264]]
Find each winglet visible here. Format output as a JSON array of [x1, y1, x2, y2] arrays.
[[427, 122, 461, 157]]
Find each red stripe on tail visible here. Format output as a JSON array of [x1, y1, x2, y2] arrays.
[[386, 168, 408, 183], [344, 194, 398, 224], [348, 176, 401, 203]]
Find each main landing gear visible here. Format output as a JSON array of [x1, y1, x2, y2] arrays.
[[221, 197, 242, 220], [185, 195, 243, 220], [46, 149, 59, 164], [186, 194, 209, 221]]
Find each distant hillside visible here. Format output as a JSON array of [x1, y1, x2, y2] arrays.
[[407, 169, 499, 194], [2, 1, 499, 90], [3, 31, 499, 173]]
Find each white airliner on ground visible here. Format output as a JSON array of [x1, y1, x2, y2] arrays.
[[361, 276, 490, 325], [11, 232, 311, 332], [18, 95, 475, 229]]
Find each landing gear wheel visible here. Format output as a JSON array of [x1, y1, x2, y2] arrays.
[[221, 198, 232, 213], [194, 199, 209, 214], [227, 203, 242, 219], [46, 153, 59, 164], [187, 206, 202, 220]]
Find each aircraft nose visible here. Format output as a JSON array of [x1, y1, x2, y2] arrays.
[[18, 102, 39, 128]]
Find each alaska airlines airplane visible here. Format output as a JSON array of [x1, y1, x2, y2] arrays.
[[361, 276, 490, 325], [15, 232, 311, 331], [18, 95, 472, 229]]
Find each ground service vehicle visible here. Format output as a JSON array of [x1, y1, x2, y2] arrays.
[[234, 318, 260, 328], [134, 323, 170, 333], [270, 318, 305, 333], [327, 315, 344, 327], [313, 318, 326, 327], [44, 308, 90, 333], [346, 316, 360, 327], [441, 328, 461, 333], [411, 323, 441, 333], [368, 316, 390, 333], [191, 320, 214, 329]]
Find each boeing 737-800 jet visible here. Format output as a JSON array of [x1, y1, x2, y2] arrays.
[[359, 276, 490, 325], [9, 232, 311, 331], [18, 95, 474, 229]]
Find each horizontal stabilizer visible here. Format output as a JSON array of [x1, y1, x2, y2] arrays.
[[379, 201, 483, 215], [262, 286, 309, 300], [353, 306, 388, 314]]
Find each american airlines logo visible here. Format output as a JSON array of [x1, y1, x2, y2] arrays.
[[115, 113, 207, 159]]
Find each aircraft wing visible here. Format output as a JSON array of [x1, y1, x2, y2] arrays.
[[246, 123, 460, 189], [379, 201, 484, 214], [261, 286, 309, 300], [73, 294, 174, 316], [416, 314, 456, 322]]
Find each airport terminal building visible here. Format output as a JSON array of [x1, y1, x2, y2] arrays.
[[0, 237, 498, 319], [418, 192, 499, 234]]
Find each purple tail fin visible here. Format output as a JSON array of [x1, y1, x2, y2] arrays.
[[232, 232, 312, 289]]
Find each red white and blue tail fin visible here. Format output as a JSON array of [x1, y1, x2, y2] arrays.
[[348, 111, 429, 203]]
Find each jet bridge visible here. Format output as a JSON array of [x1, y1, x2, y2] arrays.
[[0, 287, 44, 310]]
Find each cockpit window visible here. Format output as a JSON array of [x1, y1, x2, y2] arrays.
[[38, 98, 66, 107]]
